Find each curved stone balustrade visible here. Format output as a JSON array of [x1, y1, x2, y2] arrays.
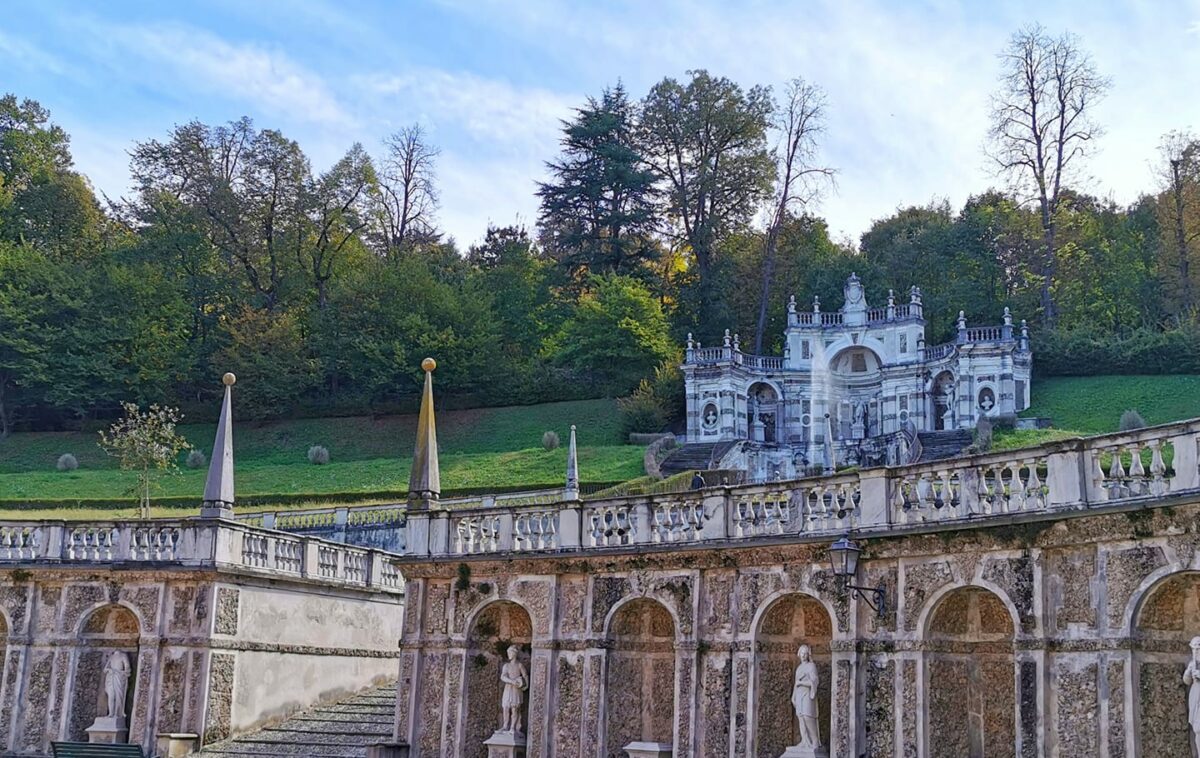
[[0, 519, 404, 593], [391, 418, 1200, 559]]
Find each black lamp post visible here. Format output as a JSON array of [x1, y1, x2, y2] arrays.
[[828, 535, 886, 618]]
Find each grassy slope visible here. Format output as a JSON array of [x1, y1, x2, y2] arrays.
[[993, 375, 1200, 450], [0, 399, 643, 511], [5, 377, 1200, 513]]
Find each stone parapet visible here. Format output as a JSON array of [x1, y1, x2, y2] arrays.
[[385, 418, 1200, 561], [0, 518, 406, 594]]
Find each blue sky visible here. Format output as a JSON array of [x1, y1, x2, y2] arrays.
[[3, 0, 1199, 247]]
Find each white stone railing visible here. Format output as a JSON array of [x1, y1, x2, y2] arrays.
[[0, 519, 404, 593], [397, 419, 1200, 558]]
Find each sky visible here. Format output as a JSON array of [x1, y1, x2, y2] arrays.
[[3, 0, 1199, 248]]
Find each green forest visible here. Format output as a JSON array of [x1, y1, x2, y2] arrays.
[[1, 27, 1199, 439]]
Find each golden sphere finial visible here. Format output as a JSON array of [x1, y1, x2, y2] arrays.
[[222, 372, 237, 386], [421, 357, 437, 372]]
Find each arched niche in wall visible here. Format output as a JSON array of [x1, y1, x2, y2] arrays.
[[69, 604, 141, 741], [925, 586, 1016, 758], [747, 382, 781, 444], [604, 598, 677, 758], [751, 592, 833, 758], [1133, 570, 1200, 757], [462, 600, 533, 758]]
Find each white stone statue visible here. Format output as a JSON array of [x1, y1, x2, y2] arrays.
[[791, 645, 820, 747], [1185, 636, 1200, 757], [500, 645, 528, 735], [102, 651, 131, 719]]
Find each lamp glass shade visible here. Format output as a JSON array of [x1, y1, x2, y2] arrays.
[[828, 536, 861, 578]]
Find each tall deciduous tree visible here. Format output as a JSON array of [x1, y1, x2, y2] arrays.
[[372, 124, 440, 257], [989, 25, 1109, 327], [753, 78, 835, 354], [640, 71, 775, 305], [537, 83, 658, 278], [1156, 131, 1200, 321]]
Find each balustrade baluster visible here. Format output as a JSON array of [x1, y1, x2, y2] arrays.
[[1150, 440, 1168, 496]]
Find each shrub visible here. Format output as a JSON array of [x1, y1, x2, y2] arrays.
[[56, 453, 78, 472], [307, 445, 330, 465], [1118, 409, 1146, 431], [618, 389, 668, 438], [542, 431, 560, 450], [185, 448, 207, 469]]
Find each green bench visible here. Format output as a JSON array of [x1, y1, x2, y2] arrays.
[[51, 743, 146, 758]]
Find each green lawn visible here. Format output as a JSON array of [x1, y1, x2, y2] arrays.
[[993, 375, 1200, 450], [0, 399, 642, 513], [5, 377, 1200, 515]]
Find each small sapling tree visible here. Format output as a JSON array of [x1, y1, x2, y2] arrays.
[[99, 402, 189, 518]]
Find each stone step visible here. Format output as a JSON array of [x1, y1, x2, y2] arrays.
[[198, 680, 397, 758]]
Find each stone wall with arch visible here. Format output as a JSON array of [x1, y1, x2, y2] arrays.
[[1133, 570, 1200, 757], [461, 600, 533, 758], [603, 597, 677, 757], [394, 501, 1200, 758], [924, 586, 1017, 758], [751, 592, 833, 757], [68, 603, 142, 741]]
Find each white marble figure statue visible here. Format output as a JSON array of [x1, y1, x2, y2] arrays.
[[500, 645, 529, 735], [1185, 636, 1200, 757], [102, 651, 132, 720], [791, 645, 820, 748]]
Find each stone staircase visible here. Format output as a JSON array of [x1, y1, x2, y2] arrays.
[[660, 441, 738, 476], [917, 430, 974, 462], [198, 681, 396, 757]]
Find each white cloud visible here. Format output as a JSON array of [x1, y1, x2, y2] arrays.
[[357, 69, 575, 151], [0, 29, 70, 75], [101, 23, 352, 129]]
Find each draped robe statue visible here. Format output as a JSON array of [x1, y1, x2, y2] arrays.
[[102, 651, 131, 720], [1185, 637, 1200, 757], [500, 646, 528, 735], [791, 645, 820, 747]]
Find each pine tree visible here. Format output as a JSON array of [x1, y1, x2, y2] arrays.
[[537, 84, 658, 279]]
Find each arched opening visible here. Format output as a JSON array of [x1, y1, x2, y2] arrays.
[[747, 382, 780, 444], [604, 598, 676, 757], [463, 601, 533, 757], [932, 371, 956, 431], [926, 586, 1016, 758], [753, 593, 833, 757], [69, 605, 140, 741], [1133, 571, 1200, 756]]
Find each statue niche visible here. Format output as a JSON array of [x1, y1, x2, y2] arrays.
[[464, 601, 533, 758], [69, 605, 140, 742], [1133, 571, 1200, 757], [753, 594, 832, 758]]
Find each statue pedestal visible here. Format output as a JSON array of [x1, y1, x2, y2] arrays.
[[86, 716, 128, 744], [779, 745, 828, 758], [624, 742, 673, 758], [484, 730, 526, 758]]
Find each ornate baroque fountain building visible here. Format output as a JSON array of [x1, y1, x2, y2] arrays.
[[680, 274, 1033, 478]]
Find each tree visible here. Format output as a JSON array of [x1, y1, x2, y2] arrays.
[[753, 78, 835, 354], [546, 274, 674, 394], [98, 402, 189, 518], [302, 143, 374, 308], [0, 243, 51, 436], [537, 83, 659, 278], [640, 71, 775, 310], [372, 124, 440, 257], [130, 119, 309, 311], [1156, 131, 1200, 321], [988, 25, 1109, 328]]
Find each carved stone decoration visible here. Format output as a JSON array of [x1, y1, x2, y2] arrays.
[[485, 646, 529, 757], [500, 646, 529, 735], [781, 645, 829, 758], [86, 650, 131, 744], [1185, 636, 1200, 758]]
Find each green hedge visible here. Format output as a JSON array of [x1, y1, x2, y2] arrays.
[[0, 481, 627, 513], [1033, 327, 1200, 377]]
